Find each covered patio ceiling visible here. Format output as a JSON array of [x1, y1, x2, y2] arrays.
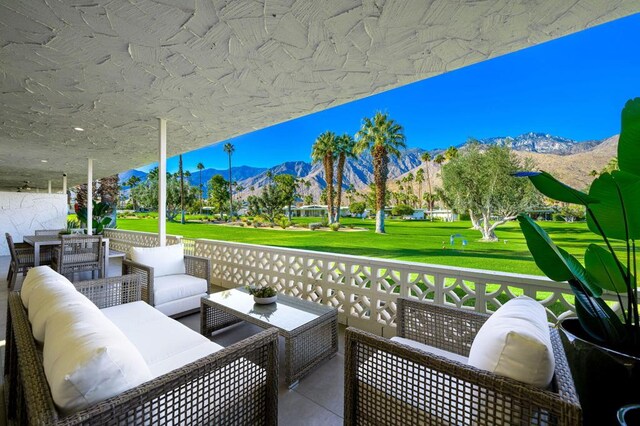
[[1, 0, 639, 191]]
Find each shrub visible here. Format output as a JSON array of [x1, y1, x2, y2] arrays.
[[552, 213, 564, 222], [277, 217, 291, 229], [392, 204, 414, 216], [330, 223, 340, 231], [459, 212, 471, 221], [320, 217, 329, 227], [309, 222, 323, 231]]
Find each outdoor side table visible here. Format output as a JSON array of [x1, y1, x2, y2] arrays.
[[201, 288, 338, 389]]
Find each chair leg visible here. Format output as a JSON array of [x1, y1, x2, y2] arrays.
[[7, 264, 14, 288]]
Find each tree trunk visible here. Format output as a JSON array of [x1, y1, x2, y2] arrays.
[[376, 209, 385, 233], [325, 155, 335, 224], [469, 210, 481, 230], [373, 145, 388, 234], [480, 211, 498, 241], [335, 153, 345, 223], [199, 171, 203, 215]]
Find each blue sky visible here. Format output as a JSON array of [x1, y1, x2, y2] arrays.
[[143, 12, 640, 173]]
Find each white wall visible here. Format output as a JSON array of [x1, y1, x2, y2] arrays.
[[0, 192, 67, 255]]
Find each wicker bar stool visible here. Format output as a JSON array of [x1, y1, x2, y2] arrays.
[[51, 234, 104, 281]]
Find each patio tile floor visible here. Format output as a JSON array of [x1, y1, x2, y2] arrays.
[[0, 255, 345, 425]]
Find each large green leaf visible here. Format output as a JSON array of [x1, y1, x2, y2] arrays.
[[560, 249, 602, 297], [585, 244, 630, 294], [618, 97, 640, 177], [518, 215, 601, 296], [517, 215, 572, 281], [571, 282, 626, 345], [587, 171, 640, 240], [515, 171, 597, 205]]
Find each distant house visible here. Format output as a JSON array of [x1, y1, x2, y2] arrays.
[[428, 209, 457, 221], [289, 205, 350, 218]]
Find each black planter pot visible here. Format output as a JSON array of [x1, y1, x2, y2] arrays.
[[559, 319, 640, 426]]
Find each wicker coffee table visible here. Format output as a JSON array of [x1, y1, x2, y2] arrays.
[[201, 288, 338, 389]]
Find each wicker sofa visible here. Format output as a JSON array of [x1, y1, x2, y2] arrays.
[[344, 298, 582, 426], [5, 267, 279, 425]]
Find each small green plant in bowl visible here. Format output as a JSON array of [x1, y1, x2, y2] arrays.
[[246, 285, 278, 304]]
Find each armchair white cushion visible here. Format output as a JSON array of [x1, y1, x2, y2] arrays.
[[130, 244, 186, 278], [468, 296, 555, 388]]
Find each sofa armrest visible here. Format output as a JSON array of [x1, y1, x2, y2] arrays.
[[397, 298, 489, 357], [122, 259, 154, 306], [344, 327, 581, 426], [73, 274, 143, 309], [185, 255, 210, 285], [61, 328, 279, 426]]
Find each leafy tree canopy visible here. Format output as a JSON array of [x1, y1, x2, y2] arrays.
[[441, 143, 539, 241]]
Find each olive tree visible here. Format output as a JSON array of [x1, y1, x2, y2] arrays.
[[441, 143, 538, 241]]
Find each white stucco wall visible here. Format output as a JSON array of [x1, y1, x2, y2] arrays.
[[0, 192, 67, 256]]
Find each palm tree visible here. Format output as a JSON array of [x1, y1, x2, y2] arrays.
[[196, 162, 205, 214], [311, 131, 337, 224], [125, 175, 141, 211], [434, 154, 445, 166], [334, 133, 356, 222], [415, 168, 424, 208], [223, 143, 235, 221], [420, 152, 433, 211], [355, 112, 406, 233]]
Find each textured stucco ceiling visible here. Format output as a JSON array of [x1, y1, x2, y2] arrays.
[[1, 0, 639, 191]]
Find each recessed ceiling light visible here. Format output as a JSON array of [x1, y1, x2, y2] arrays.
[[74, 127, 84, 131], [41, 159, 48, 163]]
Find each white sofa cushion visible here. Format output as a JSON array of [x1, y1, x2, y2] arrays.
[[102, 301, 222, 377], [22, 266, 94, 343], [21, 266, 75, 309], [130, 244, 186, 278], [43, 300, 153, 414], [153, 274, 208, 306], [468, 296, 555, 388]]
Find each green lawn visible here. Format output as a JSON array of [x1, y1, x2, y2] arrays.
[[113, 217, 603, 276]]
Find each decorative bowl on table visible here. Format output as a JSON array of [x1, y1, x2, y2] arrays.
[[253, 295, 277, 305], [246, 285, 278, 305]]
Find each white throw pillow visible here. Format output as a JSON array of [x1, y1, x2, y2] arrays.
[[467, 296, 555, 388], [130, 244, 186, 278], [43, 302, 153, 414], [21, 266, 75, 309]]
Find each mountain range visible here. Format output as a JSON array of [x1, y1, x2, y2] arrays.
[[119, 132, 618, 201]]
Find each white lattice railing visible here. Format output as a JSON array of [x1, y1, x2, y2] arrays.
[[106, 229, 624, 337], [103, 229, 182, 253]]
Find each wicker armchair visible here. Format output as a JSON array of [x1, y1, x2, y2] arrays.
[[122, 254, 210, 317], [34, 229, 65, 235], [6, 233, 35, 289], [51, 234, 104, 281], [344, 298, 582, 426]]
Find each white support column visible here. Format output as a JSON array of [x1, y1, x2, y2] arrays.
[[47, 180, 52, 194], [87, 158, 93, 235], [62, 174, 67, 194], [158, 118, 167, 246]]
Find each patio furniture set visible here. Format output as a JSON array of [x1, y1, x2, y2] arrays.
[[4, 237, 583, 425]]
